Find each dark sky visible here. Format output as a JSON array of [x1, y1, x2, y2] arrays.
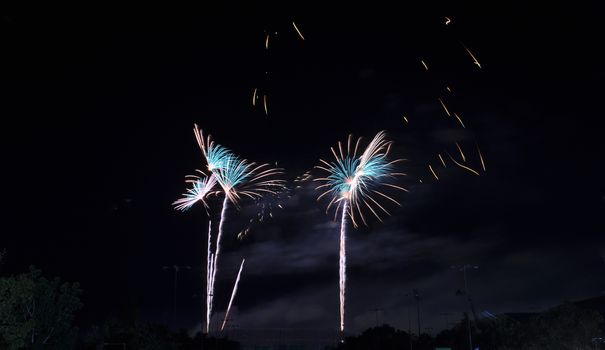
[[2, 2, 605, 335]]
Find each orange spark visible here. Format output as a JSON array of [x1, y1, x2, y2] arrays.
[[421, 60, 429, 71], [448, 153, 480, 176], [438, 98, 451, 117], [453, 112, 466, 128], [477, 145, 486, 171], [292, 21, 305, 40], [429, 165, 439, 180], [455, 142, 466, 162], [463, 44, 481, 69], [438, 154, 446, 167]]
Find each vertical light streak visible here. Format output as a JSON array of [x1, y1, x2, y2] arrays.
[[221, 258, 246, 331], [339, 200, 349, 332], [206, 220, 212, 334], [208, 196, 229, 333], [207, 252, 214, 333]]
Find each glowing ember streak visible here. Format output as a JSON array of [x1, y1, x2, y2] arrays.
[[463, 44, 481, 69], [477, 145, 486, 171], [455, 142, 466, 162], [438, 98, 451, 117], [292, 21, 305, 40], [252, 88, 257, 106], [446, 86, 452, 92], [429, 164, 439, 180], [448, 153, 480, 176], [438, 153, 447, 167], [263, 94, 268, 115], [453, 112, 466, 128], [403, 116, 409, 123], [221, 258, 245, 331], [265, 33, 270, 50], [445, 17, 451, 25], [421, 60, 429, 71]]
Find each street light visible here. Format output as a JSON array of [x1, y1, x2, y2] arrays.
[[162, 265, 191, 327], [451, 264, 479, 350]]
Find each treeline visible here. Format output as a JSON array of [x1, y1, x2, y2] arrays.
[[0, 267, 239, 350], [2, 267, 603, 349], [329, 304, 603, 350]]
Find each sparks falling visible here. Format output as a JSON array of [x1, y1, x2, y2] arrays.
[[463, 44, 482, 69], [221, 258, 245, 331], [315, 131, 406, 332], [292, 21, 305, 40]]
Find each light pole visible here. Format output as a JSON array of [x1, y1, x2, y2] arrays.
[[369, 308, 383, 327], [162, 265, 191, 327], [404, 292, 414, 350], [452, 264, 479, 350], [413, 289, 421, 335]]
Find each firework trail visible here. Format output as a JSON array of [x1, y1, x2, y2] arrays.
[[339, 200, 348, 332], [462, 44, 482, 69], [173, 174, 219, 333], [206, 221, 212, 332], [292, 21, 305, 40], [221, 258, 246, 331], [315, 131, 406, 332]]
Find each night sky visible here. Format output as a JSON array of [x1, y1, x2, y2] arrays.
[[2, 2, 605, 336]]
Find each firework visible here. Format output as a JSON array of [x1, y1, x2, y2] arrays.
[[438, 97, 451, 117], [193, 125, 285, 332], [477, 145, 486, 171], [455, 142, 466, 162], [221, 258, 246, 331], [421, 60, 429, 71], [448, 152, 480, 176], [462, 44, 482, 69], [429, 164, 439, 180], [315, 131, 406, 332], [172, 175, 218, 211], [438, 153, 447, 168], [292, 21, 305, 40], [453, 112, 466, 128]]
